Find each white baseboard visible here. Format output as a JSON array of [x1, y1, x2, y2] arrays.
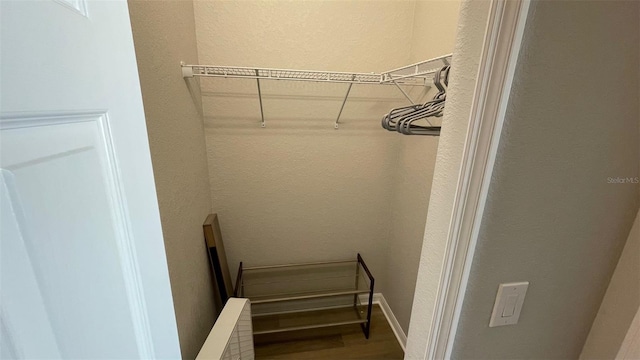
[[359, 293, 407, 352]]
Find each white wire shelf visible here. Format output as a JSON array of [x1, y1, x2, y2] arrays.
[[181, 54, 451, 86], [182, 64, 426, 86], [181, 53, 453, 129]]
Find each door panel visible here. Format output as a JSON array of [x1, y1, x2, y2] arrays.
[[1, 175, 61, 359], [1, 0, 180, 358], [1, 113, 138, 358]]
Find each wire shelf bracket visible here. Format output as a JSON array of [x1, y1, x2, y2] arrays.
[[379, 53, 452, 84], [335, 76, 355, 129]]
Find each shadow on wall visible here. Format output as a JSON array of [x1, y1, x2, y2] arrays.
[[198, 78, 435, 132]]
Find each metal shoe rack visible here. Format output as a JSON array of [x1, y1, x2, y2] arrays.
[[234, 254, 375, 339]]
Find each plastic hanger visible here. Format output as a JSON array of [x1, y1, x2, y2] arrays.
[[396, 66, 449, 134]]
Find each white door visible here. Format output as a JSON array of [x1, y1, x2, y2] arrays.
[[0, 0, 180, 358]]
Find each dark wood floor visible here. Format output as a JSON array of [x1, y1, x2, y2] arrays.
[[254, 305, 404, 359]]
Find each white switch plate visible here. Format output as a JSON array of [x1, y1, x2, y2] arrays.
[[489, 282, 529, 327]]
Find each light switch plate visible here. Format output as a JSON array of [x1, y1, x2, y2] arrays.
[[489, 282, 528, 327]]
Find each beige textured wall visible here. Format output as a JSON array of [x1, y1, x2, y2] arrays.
[[194, 1, 459, 307], [128, 2, 215, 358], [385, 0, 461, 334], [405, 1, 491, 357], [451, 1, 640, 358], [583, 7, 640, 359], [581, 209, 640, 359], [410, 0, 462, 62]]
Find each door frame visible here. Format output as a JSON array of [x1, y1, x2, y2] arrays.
[[419, 0, 531, 358]]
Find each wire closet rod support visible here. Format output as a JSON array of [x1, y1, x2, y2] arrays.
[[335, 76, 355, 129], [255, 69, 265, 128], [392, 80, 415, 105]]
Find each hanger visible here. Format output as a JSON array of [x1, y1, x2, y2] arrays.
[[381, 65, 450, 135], [396, 66, 450, 135], [382, 66, 446, 130]]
